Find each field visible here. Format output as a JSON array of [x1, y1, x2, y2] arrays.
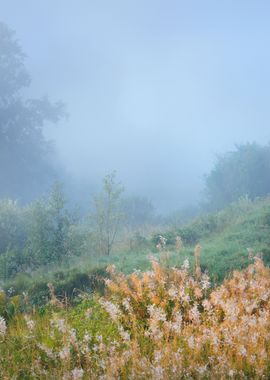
[[1, 197, 270, 378]]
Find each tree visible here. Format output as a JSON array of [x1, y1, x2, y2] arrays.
[[93, 172, 124, 255], [204, 143, 270, 210], [0, 22, 64, 201], [24, 182, 73, 268]]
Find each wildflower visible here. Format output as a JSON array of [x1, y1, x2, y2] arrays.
[[7, 287, 14, 296], [96, 334, 103, 342], [59, 346, 70, 360], [93, 344, 98, 352], [24, 315, 35, 331], [171, 311, 183, 333], [0, 316, 7, 336], [85, 308, 92, 318], [187, 335, 195, 349], [83, 333, 91, 342], [179, 287, 190, 303], [189, 304, 200, 324], [37, 343, 55, 359], [197, 365, 207, 375], [153, 350, 162, 363], [202, 299, 212, 312], [71, 367, 84, 379], [194, 287, 203, 299], [147, 305, 166, 322], [122, 298, 132, 312], [261, 290, 270, 301], [51, 318, 67, 333], [175, 235, 183, 251], [239, 345, 247, 357], [118, 326, 130, 341], [182, 258, 190, 271], [151, 365, 164, 379], [157, 235, 167, 250], [106, 264, 116, 274], [99, 299, 121, 321], [201, 273, 211, 290], [168, 286, 178, 299], [69, 328, 77, 344]]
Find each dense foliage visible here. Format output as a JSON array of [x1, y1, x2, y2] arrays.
[[204, 143, 270, 210], [0, 184, 81, 281]]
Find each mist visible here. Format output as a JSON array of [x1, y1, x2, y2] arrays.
[[3, 4, 270, 374], [1, 0, 270, 212]]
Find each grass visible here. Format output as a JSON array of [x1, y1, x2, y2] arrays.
[[1, 256, 270, 378], [4, 196, 270, 307], [1, 197, 270, 378]]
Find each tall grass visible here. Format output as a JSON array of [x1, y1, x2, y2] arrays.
[[0, 248, 270, 379]]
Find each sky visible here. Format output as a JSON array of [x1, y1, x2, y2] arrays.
[[1, 1, 270, 212]]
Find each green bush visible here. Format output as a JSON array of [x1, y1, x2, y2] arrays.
[[204, 143, 270, 210], [5, 267, 108, 307], [0, 199, 27, 254]]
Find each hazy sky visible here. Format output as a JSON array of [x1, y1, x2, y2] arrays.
[[1, 1, 270, 211]]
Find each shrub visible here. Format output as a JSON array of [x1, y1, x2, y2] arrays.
[[204, 143, 270, 210]]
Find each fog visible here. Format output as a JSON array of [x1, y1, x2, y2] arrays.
[[1, 0, 270, 212]]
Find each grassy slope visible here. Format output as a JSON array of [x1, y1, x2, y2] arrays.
[[196, 198, 270, 280], [6, 197, 270, 303], [2, 198, 270, 378], [89, 196, 270, 281]]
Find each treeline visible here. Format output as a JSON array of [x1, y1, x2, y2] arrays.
[[204, 142, 270, 210], [0, 176, 156, 281]]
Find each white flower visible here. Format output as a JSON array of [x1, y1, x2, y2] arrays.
[[99, 299, 121, 321], [106, 264, 116, 274], [24, 315, 35, 331], [69, 328, 77, 344], [122, 298, 132, 312], [182, 258, 190, 271], [151, 365, 164, 379], [187, 335, 195, 349], [168, 287, 178, 299], [239, 345, 247, 357], [83, 333, 91, 342], [197, 365, 207, 375], [118, 326, 130, 341], [189, 304, 200, 324], [85, 308, 92, 318], [51, 318, 67, 333], [71, 367, 84, 379], [59, 346, 70, 360], [37, 343, 55, 359], [147, 305, 166, 322], [201, 273, 211, 290], [0, 316, 7, 336], [171, 311, 183, 333], [202, 299, 212, 312]]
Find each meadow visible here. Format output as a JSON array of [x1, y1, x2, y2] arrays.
[[0, 251, 270, 379], [1, 197, 270, 378]]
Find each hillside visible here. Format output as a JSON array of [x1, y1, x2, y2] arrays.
[[71, 195, 270, 282], [4, 196, 270, 307], [1, 198, 270, 378]]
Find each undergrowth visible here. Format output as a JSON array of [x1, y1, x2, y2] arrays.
[[0, 248, 270, 379]]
